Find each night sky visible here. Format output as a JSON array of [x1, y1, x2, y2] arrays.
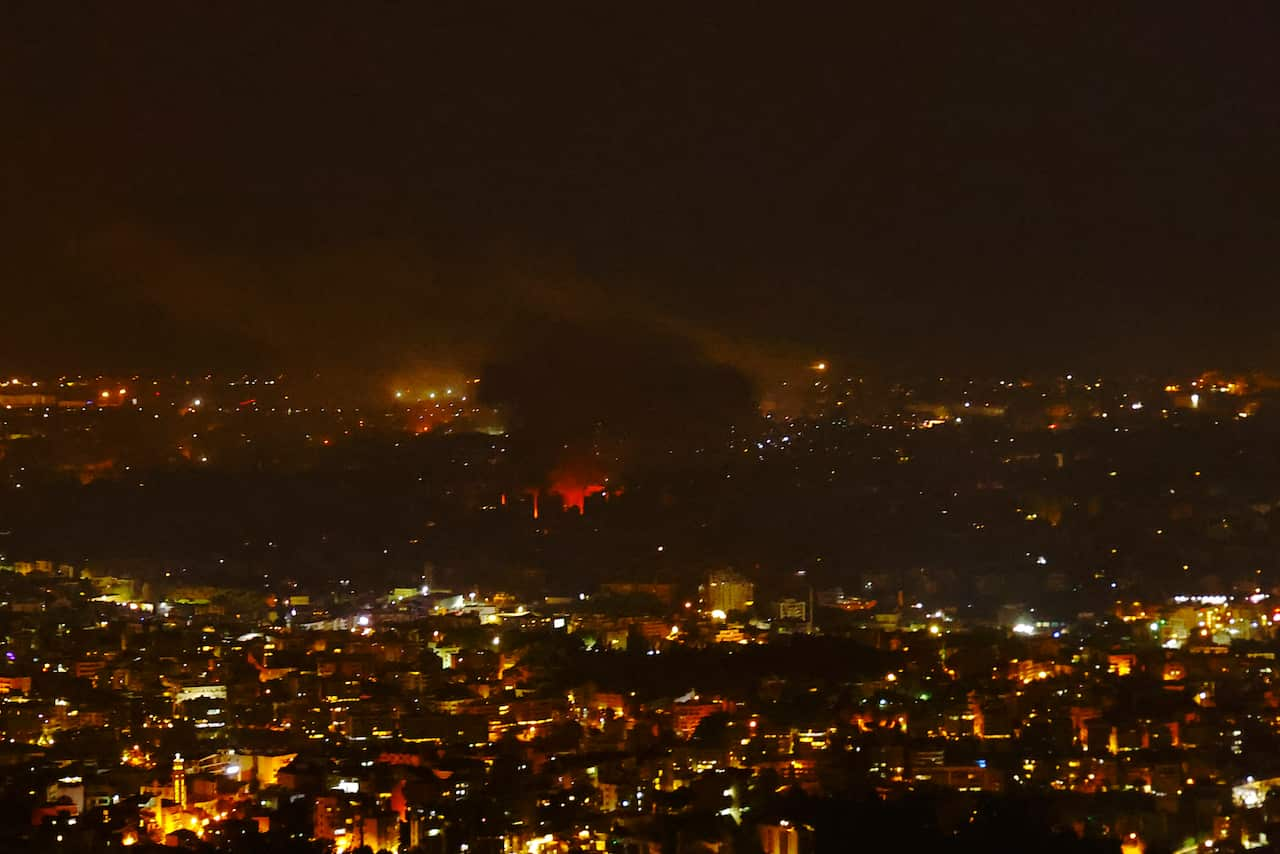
[[4, 7, 1278, 382]]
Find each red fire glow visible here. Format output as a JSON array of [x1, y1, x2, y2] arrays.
[[550, 480, 606, 514], [522, 460, 610, 518], [527, 488, 540, 520], [547, 460, 607, 514]]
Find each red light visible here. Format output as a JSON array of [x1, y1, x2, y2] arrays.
[[547, 459, 608, 514]]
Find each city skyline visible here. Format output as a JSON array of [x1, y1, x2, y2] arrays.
[[3, 7, 1280, 853]]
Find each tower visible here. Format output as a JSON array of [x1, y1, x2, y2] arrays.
[[172, 754, 186, 809]]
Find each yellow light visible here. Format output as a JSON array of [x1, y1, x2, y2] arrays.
[[100, 391, 111, 399], [813, 361, 827, 371]]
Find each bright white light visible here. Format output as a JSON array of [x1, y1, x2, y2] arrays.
[[225, 764, 240, 777], [356, 615, 370, 627], [710, 609, 728, 621], [1191, 393, 1200, 408], [1012, 623, 1035, 635], [1130, 402, 1143, 410]]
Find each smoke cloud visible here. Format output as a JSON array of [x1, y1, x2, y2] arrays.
[[480, 316, 756, 499]]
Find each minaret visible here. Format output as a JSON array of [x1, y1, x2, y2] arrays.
[[172, 754, 186, 809]]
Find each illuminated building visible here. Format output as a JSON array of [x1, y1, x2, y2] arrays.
[[172, 754, 186, 809], [775, 597, 807, 622], [759, 821, 811, 854], [704, 570, 754, 615]]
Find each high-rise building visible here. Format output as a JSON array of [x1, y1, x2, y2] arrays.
[[704, 570, 754, 614], [172, 754, 186, 809]]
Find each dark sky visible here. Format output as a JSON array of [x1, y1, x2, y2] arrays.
[[4, 7, 1278, 381]]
